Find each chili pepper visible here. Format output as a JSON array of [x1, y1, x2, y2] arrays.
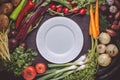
[[16, 0, 35, 29], [10, 0, 27, 21]]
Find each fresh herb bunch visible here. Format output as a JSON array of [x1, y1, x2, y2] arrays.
[[3, 46, 37, 76]]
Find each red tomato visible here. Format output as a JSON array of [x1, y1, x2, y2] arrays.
[[23, 66, 36, 80], [63, 8, 69, 14], [79, 8, 86, 15], [50, 4, 56, 10], [56, 7, 62, 13], [35, 62, 46, 74]]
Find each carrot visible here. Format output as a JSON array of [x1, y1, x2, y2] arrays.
[[90, 4, 98, 39], [89, 18, 92, 36], [95, 0, 100, 36]]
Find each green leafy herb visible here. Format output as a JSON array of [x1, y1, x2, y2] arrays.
[[3, 46, 37, 76]]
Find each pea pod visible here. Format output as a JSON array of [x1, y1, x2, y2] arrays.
[[10, 0, 27, 21]]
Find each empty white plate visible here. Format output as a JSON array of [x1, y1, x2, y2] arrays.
[[36, 17, 84, 63]]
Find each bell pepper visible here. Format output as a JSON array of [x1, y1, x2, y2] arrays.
[[10, 0, 27, 21], [16, 0, 35, 29]]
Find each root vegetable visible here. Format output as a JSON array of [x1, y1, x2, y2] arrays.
[[97, 44, 106, 54], [8, 29, 18, 38], [98, 54, 112, 67], [9, 38, 19, 50], [0, 14, 9, 32], [106, 44, 119, 57], [106, 29, 117, 37], [113, 20, 119, 25], [99, 32, 111, 44], [107, 0, 114, 5], [115, 11, 120, 20], [0, 2, 13, 15], [109, 5, 118, 14], [111, 24, 120, 30]]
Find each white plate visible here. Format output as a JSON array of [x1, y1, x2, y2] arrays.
[[36, 17, 84, 64]]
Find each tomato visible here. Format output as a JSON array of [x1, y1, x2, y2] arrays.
[[23, 66, 36, 80], [63, 8, 69, 14], [35, 62, 46, 74], [56, 7, 62, 13], [50, 4, 56, 11], [79, 8, 86, 15]]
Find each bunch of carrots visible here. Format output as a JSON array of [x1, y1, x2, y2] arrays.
[[89, 0, 100, 39]]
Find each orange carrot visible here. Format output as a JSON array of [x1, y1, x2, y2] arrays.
[[90, 4, 98, 39], [89, 18, 92, 36], [95, 0, 100, 36]]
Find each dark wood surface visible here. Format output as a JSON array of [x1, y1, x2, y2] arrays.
[[0, 14, 120, 80]]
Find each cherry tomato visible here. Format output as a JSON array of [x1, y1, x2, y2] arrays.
[[35, 62, 46, 74], [50, 4, 56, 11], [56, 7, 62, 13], [79, 8, 86, 15], [72, 6, 79, 14], [63, 8, 69, 14], [23, 66, 36, 80]]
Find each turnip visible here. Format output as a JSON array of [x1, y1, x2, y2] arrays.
[[98, 54, 111, 67], [98, 32, 111, 44], [97, 44, 106, 54], [106, 44, 119, 57]]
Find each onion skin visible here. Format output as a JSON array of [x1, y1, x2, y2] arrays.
[[106, 29, 117, 37], [106, 44, 119, 57], [98, 54, 112, 67], [99, 32, 111, 44], [9, 38, 18, 50], [97, 44, 106, 54]]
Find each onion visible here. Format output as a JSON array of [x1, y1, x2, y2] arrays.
[[19, 42, 27, 49], [106, 44, 119, 57], [97, 44, 106, 54], [9, 38, 18, 50], [98, 54, 111, 67], [8, 29, 18, 38], [99, 32, 111, 44]]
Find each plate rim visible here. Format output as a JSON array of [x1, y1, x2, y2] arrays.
[[36, 16, 84, 63]]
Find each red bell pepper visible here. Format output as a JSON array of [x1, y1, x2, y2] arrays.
[[15, 0, 35, 29]]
